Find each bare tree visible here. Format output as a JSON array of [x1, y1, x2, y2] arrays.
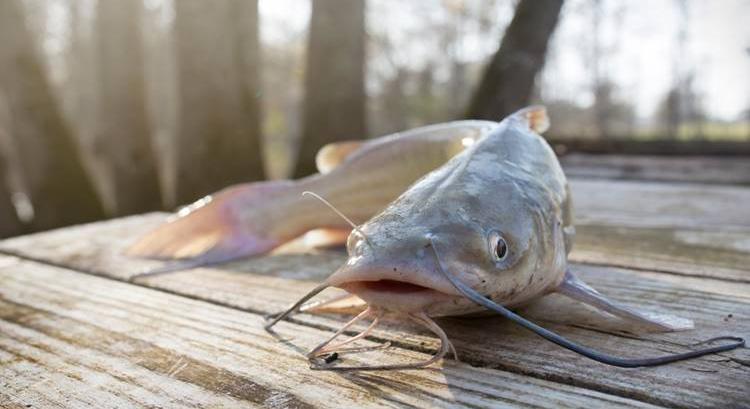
[[589, 0, 607, 136], [142, 1, 179, 207], [94, 0, 162, 215], [260, 34, 306, 179], [63, 0, 94, 141], [446, 61, 468, 119], [414, 63, 439, 124], [294, 0, 367, 177], [0, 0, 104, 231], [0, 150, 22, 238], [466, 0, 563, 120], [173, 0, 264, 203], [382, 68, 408, 133]]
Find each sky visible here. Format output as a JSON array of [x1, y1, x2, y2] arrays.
[[542, 0, 750, 120], [261, 0, 750, 121]]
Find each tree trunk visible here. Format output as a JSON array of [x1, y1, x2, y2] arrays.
[[294, 0, 367, 177], [0, 0, 105, 231], [0, 154, 23, 238], [95, 0, 162, 215], [466, 0, 563, 120], [382, 69, 408, 133], [63, 0, 102, 202], [173, 0, 264, 204]]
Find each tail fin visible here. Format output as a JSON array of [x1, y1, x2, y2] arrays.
[[127, 180, 301, 267]]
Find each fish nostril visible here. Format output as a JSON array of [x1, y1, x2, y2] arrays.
[[416, 235, 433, 258]]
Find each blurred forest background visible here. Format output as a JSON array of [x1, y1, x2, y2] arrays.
[[0, 0, 748, 238]]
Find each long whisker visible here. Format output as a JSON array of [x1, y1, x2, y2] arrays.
[[302, 191, 373, 246], [264, 282, 329, 331], [412, 312, 455, 361], [327, 342, 392, 355], [310, 312, 451, 371], [313, 313, 383, 356], [428, 238, 745, 368], [308, 307, 375, 358]]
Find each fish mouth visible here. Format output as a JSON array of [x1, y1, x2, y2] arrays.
[[357, 279, 436, 293], [336, 277, 460, 312]]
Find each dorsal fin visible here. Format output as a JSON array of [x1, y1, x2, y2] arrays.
[[315, 140, 366, 174], [513, 105, 549, 134]]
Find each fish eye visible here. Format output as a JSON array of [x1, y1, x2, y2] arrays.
[[489, 231, 509, 262]]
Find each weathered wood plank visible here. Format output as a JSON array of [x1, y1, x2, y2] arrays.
[[570, 179, 750, 230], [431, 266, 750, 409], [1, 212, 749, 408], [0, 212, 189, 280], [132, 259, 750, 408], [164, 265, 750, 408], [0, 256, 660, 409], [570, 224, 750, 283], [0, 325, 255, 409], [561, 154, 750, 186]]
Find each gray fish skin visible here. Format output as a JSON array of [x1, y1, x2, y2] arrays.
[[328, 110, 573, 316], [284, 120, 501, 234]]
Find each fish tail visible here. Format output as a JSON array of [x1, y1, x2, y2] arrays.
[[126, 179, 311, 265]]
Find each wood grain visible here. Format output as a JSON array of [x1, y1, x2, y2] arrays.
[[127, 260, 750, 408], [1, 223, 749, 407], [0, 256, 660, 409], [570, 179, 750, 230], [570, 224, 750, 283]]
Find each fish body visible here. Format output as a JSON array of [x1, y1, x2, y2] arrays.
[[132, 106, 689, 331]]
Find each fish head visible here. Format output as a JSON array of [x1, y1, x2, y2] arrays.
[[326, 115, 568, 316], [328, 172, 565, 316]]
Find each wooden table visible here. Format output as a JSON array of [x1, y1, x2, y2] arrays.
[[1, 177, 748, 408]]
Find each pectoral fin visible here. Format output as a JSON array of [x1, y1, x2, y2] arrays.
[[556, 270, 693, 332]]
